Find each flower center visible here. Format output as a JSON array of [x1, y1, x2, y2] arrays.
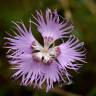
[[43, 47, 48, 53], [32, 37, 61, 64]]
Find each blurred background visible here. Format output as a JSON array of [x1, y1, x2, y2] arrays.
[[0, 0, 96, 96]]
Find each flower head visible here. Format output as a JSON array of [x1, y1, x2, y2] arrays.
[[5, 9, 86, 92]]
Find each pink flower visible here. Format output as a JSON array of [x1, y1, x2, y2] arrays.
[[5, 9, 86, 92]]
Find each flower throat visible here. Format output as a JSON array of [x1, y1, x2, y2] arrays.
[[32, 37, 61, 64]]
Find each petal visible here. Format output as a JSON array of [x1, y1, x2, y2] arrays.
[[10, 53, 61, 92], [58, 35, 86, 71], [40, 61, 61, 92], [5, 21, 35, 54], [33, 8, 74, 40], [10, 53, 42, 86]]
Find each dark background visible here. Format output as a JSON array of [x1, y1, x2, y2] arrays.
[[0, 0, 96, 96]]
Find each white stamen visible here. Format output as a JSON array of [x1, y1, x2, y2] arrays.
[[32, 37, 61, 64]]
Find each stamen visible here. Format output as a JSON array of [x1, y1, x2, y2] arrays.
[[32, 37, 61, 64]]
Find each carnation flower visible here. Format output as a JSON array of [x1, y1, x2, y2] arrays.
[[5, 9, 86, 92]]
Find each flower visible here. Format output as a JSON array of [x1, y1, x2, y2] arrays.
[[5, 9, 86, 92]]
